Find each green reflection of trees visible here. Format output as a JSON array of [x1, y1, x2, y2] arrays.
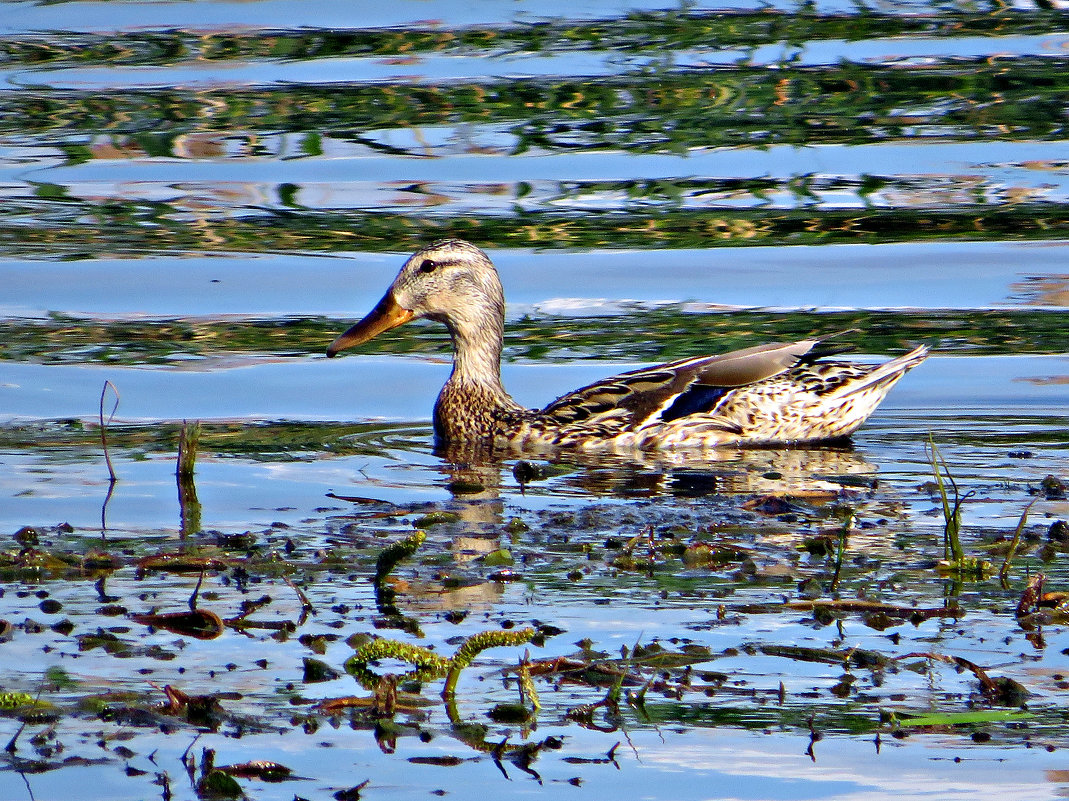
[[0, 8, 1065, 361], [0, 203, 1066, 258], [1, 8, 1066, 68], [3, 59, 1066, 150], [1, 16, 1065, 261], [2, 307, 1065, 366]]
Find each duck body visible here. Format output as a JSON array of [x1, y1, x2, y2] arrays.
[[327, 239, 928, 451]]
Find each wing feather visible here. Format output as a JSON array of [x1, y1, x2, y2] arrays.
[[539, 338, 826, 429]]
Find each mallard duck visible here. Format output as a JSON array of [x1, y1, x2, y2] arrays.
[[327, 239, 928, 450]]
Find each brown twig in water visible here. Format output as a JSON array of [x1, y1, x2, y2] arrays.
[[1016, 573, 1045, 617], [176, 420, 200, 481], [176, 421, 202, 537], [188, 569, 206, 612], [3, 719, 25, 755], [805, 714, 822, 761], [284, 576, 316, 616], [100, 477, 117, 538], [783, 599, 963, 622], [900, 651, 1028, 704], [99, 380, 120, 483]]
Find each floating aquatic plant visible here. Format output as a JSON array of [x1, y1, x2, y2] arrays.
[[373, 530, 425, 586], [442, 627, 536, 699], [344, 638, 450, 690], [343, 624, 536, 699]]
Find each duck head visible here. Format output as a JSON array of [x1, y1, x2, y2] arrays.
[[326, 238, 505, 358]]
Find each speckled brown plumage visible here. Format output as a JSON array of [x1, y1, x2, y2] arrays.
[[327, 239, 929, 451]]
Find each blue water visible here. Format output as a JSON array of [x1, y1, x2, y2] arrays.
[[0, 1, 1067, 799]]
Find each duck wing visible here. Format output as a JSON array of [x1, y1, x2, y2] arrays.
[[539, 338, 833, 430]]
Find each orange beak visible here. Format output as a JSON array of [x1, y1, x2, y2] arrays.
[[326, 292, 415, 357]]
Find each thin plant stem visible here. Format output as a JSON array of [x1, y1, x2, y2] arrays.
[[99, 380, 120, 483], [999, 498, 1039, 584]]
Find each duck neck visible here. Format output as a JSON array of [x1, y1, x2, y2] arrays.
[[433, 307, 524, 442], [448, 311, 508, 393]]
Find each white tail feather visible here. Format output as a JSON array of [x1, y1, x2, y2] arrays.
[[828, 345, 929, 399]]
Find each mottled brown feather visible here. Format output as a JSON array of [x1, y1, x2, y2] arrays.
[[327, 239, 930, 450]]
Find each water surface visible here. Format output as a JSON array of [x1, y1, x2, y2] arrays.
[[0, 1, 1067, 800]]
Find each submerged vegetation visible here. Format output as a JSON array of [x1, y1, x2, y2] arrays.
[[0, 433, 1067, 796]]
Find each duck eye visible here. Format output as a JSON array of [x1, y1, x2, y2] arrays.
[[419, 258, 438, 273]]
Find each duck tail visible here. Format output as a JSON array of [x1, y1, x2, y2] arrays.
[[833, 344, 930, 397]]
